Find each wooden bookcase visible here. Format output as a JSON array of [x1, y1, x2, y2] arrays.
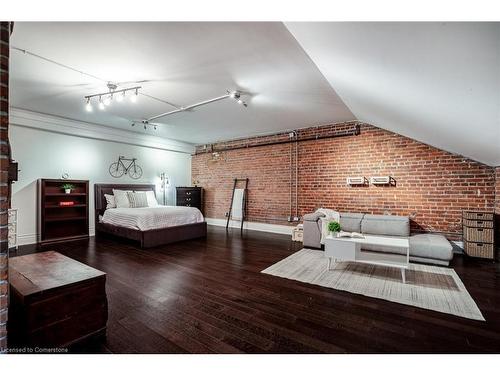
[[38, 179, 89, 245]]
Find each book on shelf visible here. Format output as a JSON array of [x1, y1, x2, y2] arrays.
[[59, 201, 75, 206]]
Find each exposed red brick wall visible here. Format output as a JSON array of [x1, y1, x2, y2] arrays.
[[496, 167, 500, 215], [192, 123, 495, 240], [0, 21, 10, 353]]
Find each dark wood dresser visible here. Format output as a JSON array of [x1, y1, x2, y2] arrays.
[[463, 211, 495, 260], [176, 186, 203, 213], [39, 179, 89, 246], [8, 251, 108, 348]]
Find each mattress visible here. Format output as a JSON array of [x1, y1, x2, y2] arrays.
[[101, 205, 204, 231]]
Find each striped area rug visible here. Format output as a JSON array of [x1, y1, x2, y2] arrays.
[[261, 249, 484, 321]]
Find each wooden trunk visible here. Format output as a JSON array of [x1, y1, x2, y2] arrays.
[[8, 251, 108, 348]]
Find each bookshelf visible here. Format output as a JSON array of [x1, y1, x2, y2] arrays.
[[38, 179, 89, 245]]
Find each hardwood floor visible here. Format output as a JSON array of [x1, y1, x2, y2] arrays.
[[10, 226, 500, 353]]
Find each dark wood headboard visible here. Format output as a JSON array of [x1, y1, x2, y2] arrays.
[[94, 183, 156, 217]]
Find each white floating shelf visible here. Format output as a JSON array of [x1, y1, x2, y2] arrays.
[[347, 176, 368, 186], [370, 176, 394, 185]]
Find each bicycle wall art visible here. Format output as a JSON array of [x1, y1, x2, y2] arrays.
[[109, 156, 143, 179]]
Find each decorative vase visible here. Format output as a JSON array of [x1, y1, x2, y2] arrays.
[[65, 189, 71, 194]]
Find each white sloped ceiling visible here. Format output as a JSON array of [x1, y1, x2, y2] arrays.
[[286, 22, 500, 166]]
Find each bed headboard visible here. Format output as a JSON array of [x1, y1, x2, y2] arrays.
[[94, 183, 156, 216]]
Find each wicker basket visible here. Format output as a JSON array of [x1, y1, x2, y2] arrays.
[[464, 227, 494, 243], [463, 218, 494, 229], [464, 242, 494, 259], [463, 211, 494, 221]]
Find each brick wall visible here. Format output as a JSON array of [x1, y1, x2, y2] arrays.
[[496, 167, 500, 214], [192, 123, 496, 240], [0, 21, 10, 353]]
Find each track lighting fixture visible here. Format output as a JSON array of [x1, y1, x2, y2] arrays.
[[130, 119, 160, 131], [229, 90, 247, 107], [130, 88, 138, 103], [85, 98, 92, 112], [84, 84, 141, 111], [131, 90, 249, 130]]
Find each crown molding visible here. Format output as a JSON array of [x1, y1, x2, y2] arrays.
[[9, 108, 195, 154]]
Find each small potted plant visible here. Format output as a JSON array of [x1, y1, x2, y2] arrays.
[[328, 221, 341, 236], [61, 183, 75, 194]]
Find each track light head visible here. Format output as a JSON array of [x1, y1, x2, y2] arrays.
[[227, 90, 247, 107], [103, 95, 111, 106], [98, 97, 105, 110], [130, 88, 138, 103], [85, 98, 92, 112]]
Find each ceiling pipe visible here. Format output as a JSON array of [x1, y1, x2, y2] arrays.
[[196, 125, 360, 154]]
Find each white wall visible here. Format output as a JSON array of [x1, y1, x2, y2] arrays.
[[10, 112, 194, 245]]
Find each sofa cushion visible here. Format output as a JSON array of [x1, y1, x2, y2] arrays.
[[339, 212, 364, 232], [361, 214, 409, 237], [409, 234, 453, 261], [303, 212, 325, 222]]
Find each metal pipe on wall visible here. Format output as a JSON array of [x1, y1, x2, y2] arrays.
[[196, 125, 360, 154], [295, 132, 299, 219]]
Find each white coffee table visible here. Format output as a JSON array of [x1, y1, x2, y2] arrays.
[[324, 234, 410, 283]]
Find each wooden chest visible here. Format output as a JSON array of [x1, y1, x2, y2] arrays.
[[462, 211, 495, 260], [8, 251, 108, 348], [176, 186, 203, 213]]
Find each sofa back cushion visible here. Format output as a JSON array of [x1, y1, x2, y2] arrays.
[[339, 212, 365, 232], [361, 214, 410, 237]]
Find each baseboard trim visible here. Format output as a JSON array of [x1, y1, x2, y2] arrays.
[[17, 227, 96, 246], [206, 218, 294, 235]]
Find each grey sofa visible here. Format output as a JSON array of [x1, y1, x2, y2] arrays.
[[303, 211, 453, 266]]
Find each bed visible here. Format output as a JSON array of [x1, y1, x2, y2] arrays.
[[94, 183, 207, 248]]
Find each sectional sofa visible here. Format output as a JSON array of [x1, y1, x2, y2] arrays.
[[303, 211, 454, 266]]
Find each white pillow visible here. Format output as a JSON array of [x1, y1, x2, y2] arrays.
[[145, 190, 159, 207], [113, 189, 132, 208], [104, 194, 116, 209]]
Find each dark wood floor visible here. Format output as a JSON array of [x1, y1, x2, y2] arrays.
[[11, 226, 500, 353]]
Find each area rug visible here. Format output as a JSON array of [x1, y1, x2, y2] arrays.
[[261, 249, 484, 321]]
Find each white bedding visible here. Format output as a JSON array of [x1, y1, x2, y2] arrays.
[[101, 205, 204, 231]]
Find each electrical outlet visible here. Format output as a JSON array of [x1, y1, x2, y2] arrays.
[[287, 216, 293, 222], [224, 212, 229, 217], [293, 216, 300, 222]]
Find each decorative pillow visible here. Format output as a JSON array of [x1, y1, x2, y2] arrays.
[[127, 191, 148, 208], [104, 194, 116, 209], [145, 190, 159, 207], [113, 189, 132, 208]]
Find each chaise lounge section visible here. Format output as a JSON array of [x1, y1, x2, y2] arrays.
[[303, 211, 453, 266]]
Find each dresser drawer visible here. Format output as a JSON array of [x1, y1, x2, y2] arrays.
[[177, 189, 201, 198], [464, 227, 494, 243], [463, 218, 493, 229], [176, 197, 201, 206], [464, 242, 494, 259], [463, 211, 494, 221]]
